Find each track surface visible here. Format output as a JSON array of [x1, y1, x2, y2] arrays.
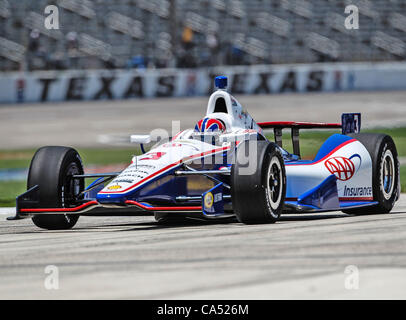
[[1, 91, 406, 149], [0, 195, 405, 299]]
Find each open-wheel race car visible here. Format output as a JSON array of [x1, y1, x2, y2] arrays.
[[9, 76, 400, 230]]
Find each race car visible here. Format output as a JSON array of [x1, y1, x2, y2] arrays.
[[9, 76, 400, 230]]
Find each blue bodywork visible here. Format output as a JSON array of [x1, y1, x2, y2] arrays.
[[85, 132, 376, 216]]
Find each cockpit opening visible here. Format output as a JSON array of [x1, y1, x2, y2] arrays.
[[213, 97, 228, 113]]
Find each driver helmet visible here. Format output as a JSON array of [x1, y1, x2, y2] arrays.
[[194, 117, 226, 133]]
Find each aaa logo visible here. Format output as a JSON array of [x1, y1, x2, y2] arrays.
[[324, 155, 360, 181]]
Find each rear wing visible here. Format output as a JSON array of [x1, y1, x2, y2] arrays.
[[257, 121, 342, 129], [257, 113, 360, 158]]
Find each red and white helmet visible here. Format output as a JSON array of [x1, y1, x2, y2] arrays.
[[194, 117, 227, 133]]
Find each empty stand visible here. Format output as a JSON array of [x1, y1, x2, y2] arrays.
[[0, 0, 405, 70]]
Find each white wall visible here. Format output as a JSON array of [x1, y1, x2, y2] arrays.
[[1, 62, 406, 103]]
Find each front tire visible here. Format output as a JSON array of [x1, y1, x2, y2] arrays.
[[28, 146, 84, 230], [231, 141, 286, 224], [343, 133, 399, 215]]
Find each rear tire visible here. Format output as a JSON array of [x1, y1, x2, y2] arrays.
[[231, 141, 286, 224], [343, 133, 399, 215], [28, 146, 84, 230]]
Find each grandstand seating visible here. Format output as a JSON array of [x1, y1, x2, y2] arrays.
[[0, 0, 405, 71]]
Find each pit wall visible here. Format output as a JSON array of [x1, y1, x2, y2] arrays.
[[1, 62, 406, 103]]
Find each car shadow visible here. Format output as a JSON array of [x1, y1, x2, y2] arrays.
[[78, 212, 352, 232], [99, 209, 406, 232], [13, 210, 406, 234], [81, 217, 239, 232], [279, 213, 348, 221]]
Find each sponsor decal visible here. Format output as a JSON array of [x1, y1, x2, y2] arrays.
[[31, 69, 329, 103], [172, 140, 200, 150], [113, 179, 133, 184], [343, 185, 372, 197], [140, 152, 166, 160], [162, 143, 182, 148], [107, 185, 122, 190], [99, 145, 230, 194], [214, 193, 222, 203], [324, 154, 361, 181], [130, 164, 156, 169], [204, 192, 214, 208]]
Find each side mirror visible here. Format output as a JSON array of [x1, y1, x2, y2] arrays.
[[130, 131, 170, 154], [130, 135, 151, 144]]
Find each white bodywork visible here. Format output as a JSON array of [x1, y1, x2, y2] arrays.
[[285, 140, 373, 200]]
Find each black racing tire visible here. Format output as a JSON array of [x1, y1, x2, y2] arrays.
[[231, 140, 286, 224], [28, 146, 84, 230], [343, 133, 399, 215]]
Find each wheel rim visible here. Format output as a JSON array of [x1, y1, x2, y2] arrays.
[[381, 149, 395, 200], [266, 156, 283, 212], [61, 162, 81, 208]]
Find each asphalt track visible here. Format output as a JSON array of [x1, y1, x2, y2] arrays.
[[1, 90, 406, 149], [0, 195, 405, 299]]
